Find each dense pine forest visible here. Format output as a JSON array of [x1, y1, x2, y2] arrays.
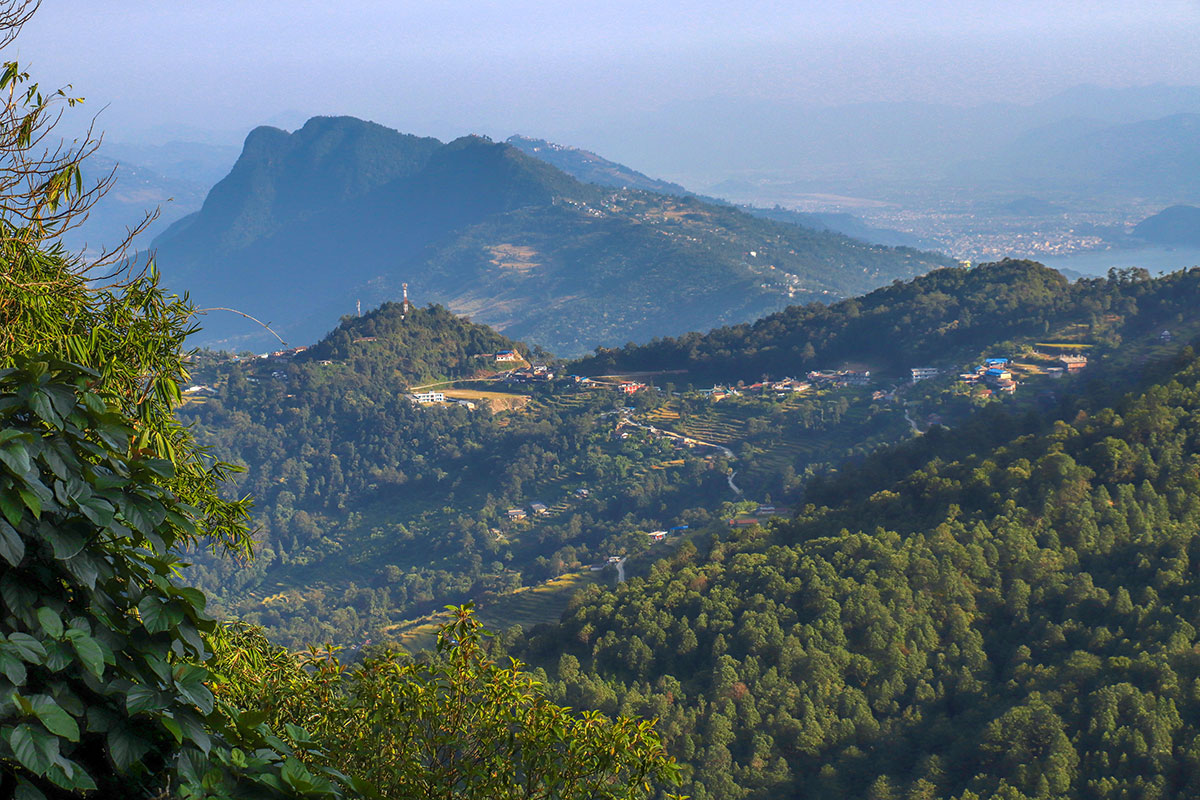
[[522, 335, 1200, 800]]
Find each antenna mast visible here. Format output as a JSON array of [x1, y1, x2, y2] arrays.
[[402, 283, 410, 319], [356, 299, 361, 316]]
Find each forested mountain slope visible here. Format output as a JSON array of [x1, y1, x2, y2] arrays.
[[522, 325, 1200, 799], [181, 304, 734, 646], [183, 263, 1200, 657], [575, 260, 1126, 382], [152, 116, 952, 356]]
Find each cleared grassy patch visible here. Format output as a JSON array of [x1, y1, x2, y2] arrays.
[[387, 570, 603, 652], [476, 571, 602, 632], [443, 388, 532, 411]]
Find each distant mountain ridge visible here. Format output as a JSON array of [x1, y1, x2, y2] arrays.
[[506, 135, 689, 196], [153, 116, 953, 356], [974, 113, 1200, 198], [1133, 204, 1200, 246], [506, 134, 932, 248]]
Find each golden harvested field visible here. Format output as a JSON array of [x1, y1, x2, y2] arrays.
[[487, 243, 541, 273], [443, 388, 532, 411]]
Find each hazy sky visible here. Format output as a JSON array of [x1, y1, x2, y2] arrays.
[[14, 2, 1200, 165]]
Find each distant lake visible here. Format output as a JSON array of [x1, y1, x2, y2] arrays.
[[1041, 246, 1200, 278]]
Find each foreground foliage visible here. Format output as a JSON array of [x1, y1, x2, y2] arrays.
[[212, 606, 681, 800], [0, 359, 354, 798]]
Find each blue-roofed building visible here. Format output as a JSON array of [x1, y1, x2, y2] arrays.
[[985, 358, 1009, 367]]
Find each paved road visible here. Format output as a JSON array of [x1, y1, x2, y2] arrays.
[[616, 557, 627, 583], [727, 470, 743, 496], [903, 403, 923, 435]]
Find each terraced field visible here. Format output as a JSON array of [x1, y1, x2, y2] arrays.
[[387, 570, 603, 652]]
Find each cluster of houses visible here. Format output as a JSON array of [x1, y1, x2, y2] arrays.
[[701, 378, 812, 400], [264, 346, 308, 360], [807, 369, 871, 388], [699, 386, 740, 401], [769, 377, 811, 394], [568, 376, 647, 395], [646, 524, 688, 542], [915, 351, 1092, 398], [959, 357, 1018, 394], [910, 366, 940, 384], [505, 491, 595, 522], [494, 350, 520, 363], [1054, 355, 1088, 374], [504, 364, 556, 384], [506, 503, 553, 521], [589, 556, 625, 572]]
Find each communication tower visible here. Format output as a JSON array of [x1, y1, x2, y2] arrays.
[[402, 283, 410, 319]]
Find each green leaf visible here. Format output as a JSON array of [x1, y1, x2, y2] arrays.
[[16, 488, 40, 519], [39, 443, 70, 481], [65, 630, 104, 678], [137, 597, 169, 634], [160, 714, 183, 744], [120, 499, 152, 535], [66, 765, 97, 793], [30, 695, 79, 741], [8, 633, 46, 664], [42, 386, 77, 426], [35, 608, 62, 639], [29, 390, 64, 428], [0, 441, 31, 475], [0, 651, 27, 684], [280, 757, 317, 792], [174, 665, 214, 715], [45, 527, 86, 560], [14, 777, 48, 800], [0, 489, 24, 527], [107, 725, 150, 771], [61, 551, 99, 590], [124, 685, 159, 716], [177, 712, 212, 755], [77, 496, 113, 528], [174, 586, 207, 612], [0, 518, 24, 566], [8, 723, 49, 774]]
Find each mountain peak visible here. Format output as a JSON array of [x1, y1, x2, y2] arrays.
[[154, 116, 952, 355]]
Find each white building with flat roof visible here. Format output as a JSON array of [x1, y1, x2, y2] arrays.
[[911, 367, 940, 384]]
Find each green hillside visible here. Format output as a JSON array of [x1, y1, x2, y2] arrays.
[[575, 260, 1118, 382], [183, 263, 1200, 655], [152, 116, 954, 356], [302, 302, 530, 384], [521, 317, 1200, 800]]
